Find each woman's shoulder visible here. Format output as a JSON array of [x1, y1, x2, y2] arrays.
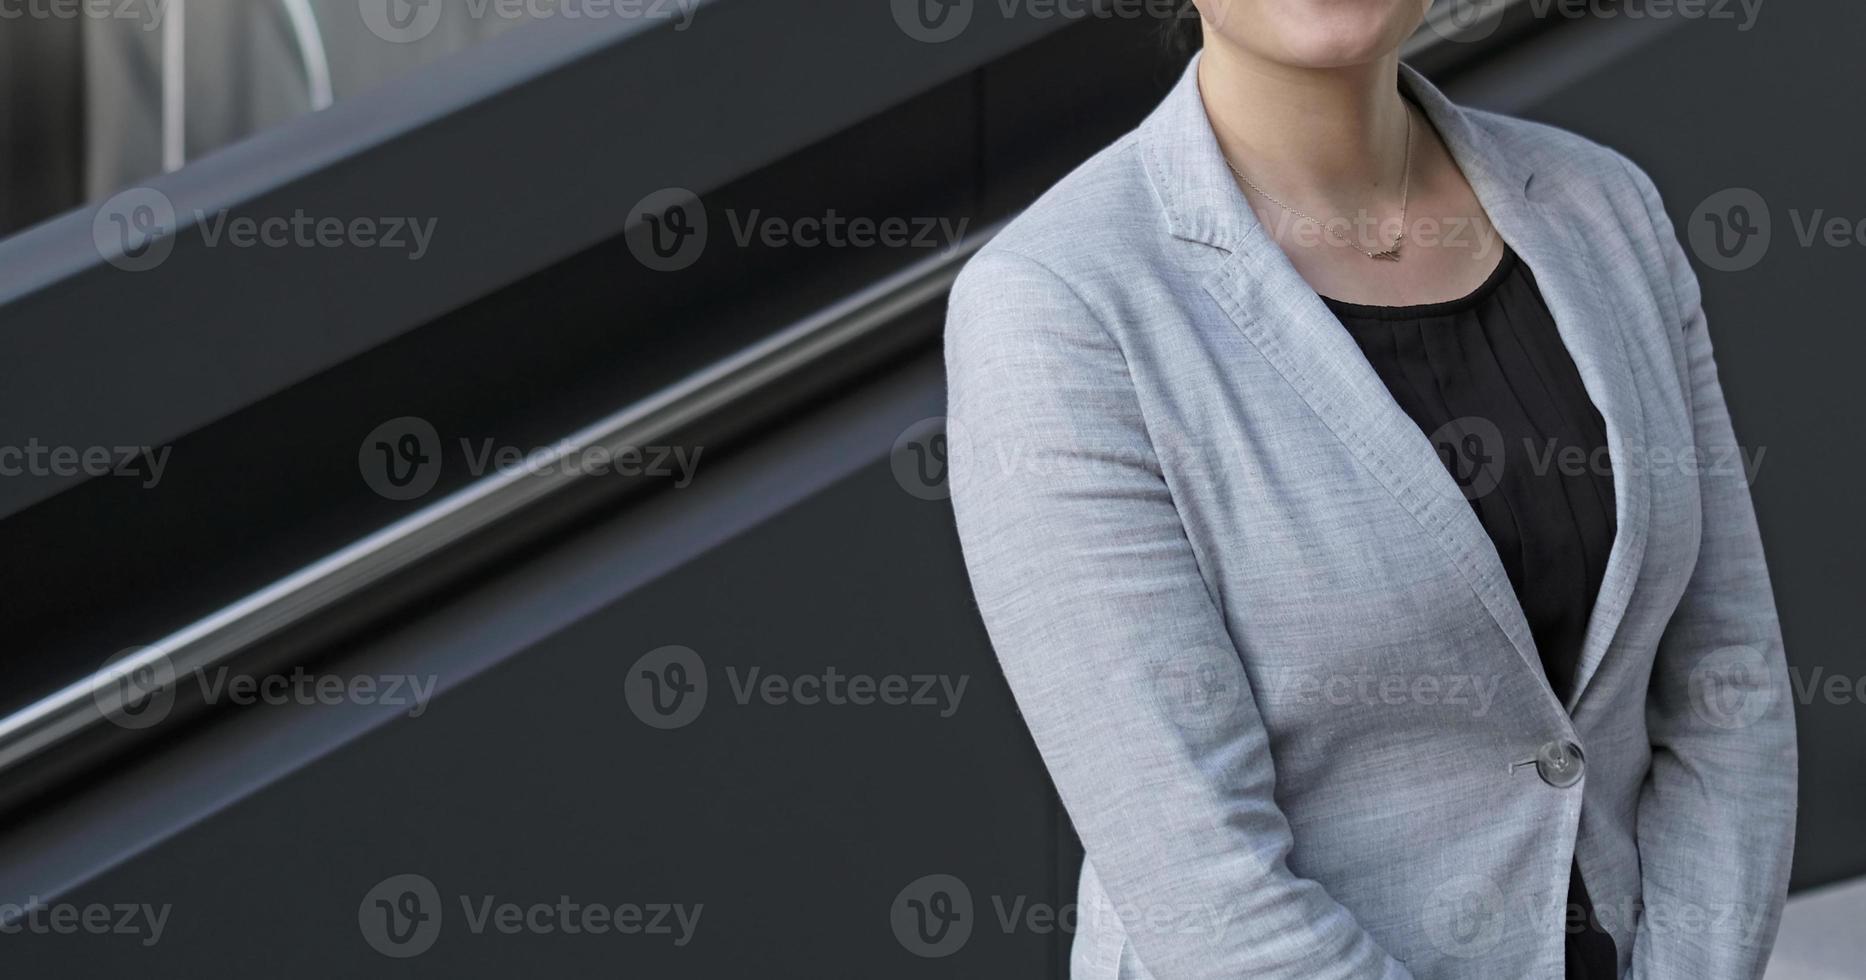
[[1462, 104, 1666, 213], [1463, 104, 1685, 299], [942, 134, 1167, 373]]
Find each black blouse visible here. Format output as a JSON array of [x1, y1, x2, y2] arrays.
[[1322, 245, 1619, 978]]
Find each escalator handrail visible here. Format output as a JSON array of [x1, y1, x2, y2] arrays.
[[0, 222, 1000, 786]]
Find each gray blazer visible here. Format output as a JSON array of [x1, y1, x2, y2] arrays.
[[944, 53, 1796, 980]]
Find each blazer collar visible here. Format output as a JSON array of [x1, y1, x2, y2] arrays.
[[1142, 52, 1649, 714]]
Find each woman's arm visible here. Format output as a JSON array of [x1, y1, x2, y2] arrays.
[[1620, 159, 1799, 979], [945, 248, 1412, 980]]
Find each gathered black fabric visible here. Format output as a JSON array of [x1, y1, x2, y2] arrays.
[[1323, 245, 1620, 978]]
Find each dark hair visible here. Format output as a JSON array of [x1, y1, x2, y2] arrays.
[[1160, 1, 1204, 55]]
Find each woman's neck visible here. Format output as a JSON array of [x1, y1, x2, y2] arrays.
[[1196, 41, 1411, 205]]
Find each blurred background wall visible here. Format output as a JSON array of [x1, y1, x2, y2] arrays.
[[0, 0, 530, 236], [0, 2, 1860, 976]]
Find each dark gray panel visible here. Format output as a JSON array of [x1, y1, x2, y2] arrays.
[[3, 354, 1064, 977]]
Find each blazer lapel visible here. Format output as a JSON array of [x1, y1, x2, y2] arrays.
[[1139, 55, 1651, 711], [1204, 240, 1555, 699], [1402, 65, 1652, 710], [1538, 219, 1653, 711]]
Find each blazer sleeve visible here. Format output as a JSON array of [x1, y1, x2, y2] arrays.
[[944, 248, 1413, 980], [1620, 159, 1799, 979]]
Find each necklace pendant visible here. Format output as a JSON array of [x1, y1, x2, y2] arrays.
[[1368, 247, 1402, 261]]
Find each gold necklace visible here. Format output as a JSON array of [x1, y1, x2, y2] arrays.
[[1224, 107, 1415, 261]]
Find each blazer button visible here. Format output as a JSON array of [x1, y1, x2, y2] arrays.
[[1536, 740, 1585, 788]]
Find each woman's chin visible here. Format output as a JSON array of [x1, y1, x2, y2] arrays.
[[1203, 0, 1422, 69], [1268, 22, 1408, 68]]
